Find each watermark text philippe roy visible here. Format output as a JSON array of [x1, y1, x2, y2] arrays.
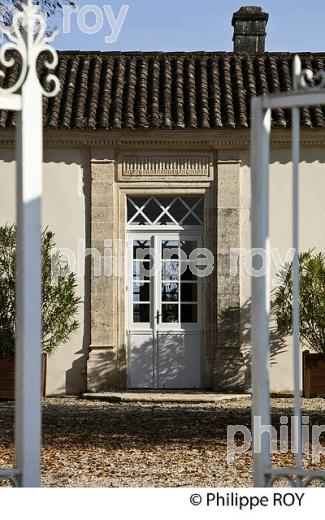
[[0, 4, 129, 45]]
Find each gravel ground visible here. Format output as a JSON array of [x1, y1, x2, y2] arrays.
[[0, 397, 324, 487]]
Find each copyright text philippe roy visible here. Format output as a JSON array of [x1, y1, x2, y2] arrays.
[[189, 491, 305, 510]]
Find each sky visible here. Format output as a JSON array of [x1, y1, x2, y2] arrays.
[[50, 0, 325, 52]]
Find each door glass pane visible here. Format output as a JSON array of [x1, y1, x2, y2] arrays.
[[162, 282, 179, 302], [131, 213, 148, 226], [127, 196, 203, 227], [130, 234, 201, 327], [162, 261, 179, 281], [162, 304, 179, 323], [133, 240, 151, 260], [194, 199, 204, 221], [181, 283, 197, 302], [157, 213, 175, 226], [133, 261, 151, 280], [162, 240, 179, 260], [181, 304, 197, 323], [184, 198, 204, 222], [133, 304, 150, 323], [133, 282, 150, 302], [156, 197, 174, 207], [183, 213, 201, 225], [181, 240, 197, 257], [169, 198, 188, 221], [144, 198, 161, 222], [181, 263, 197, 281], [185, 197, 199, 207], [127, 199, 137, 220]]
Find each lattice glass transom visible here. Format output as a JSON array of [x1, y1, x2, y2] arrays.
[[127, 196, 203, 226]]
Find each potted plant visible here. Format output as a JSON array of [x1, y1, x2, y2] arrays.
[[0, 225, 81, 399], [273, 250, 325, 397]]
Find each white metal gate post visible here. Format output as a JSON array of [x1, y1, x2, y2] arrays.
[[250, 97, 272, 487], [0, 0, 59, 487], [291, 56, 303, 473], [15, 9, 44, 486], [251, 56, 325, 487]]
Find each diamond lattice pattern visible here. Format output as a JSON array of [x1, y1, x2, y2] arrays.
[[127, 197, 203, 226]]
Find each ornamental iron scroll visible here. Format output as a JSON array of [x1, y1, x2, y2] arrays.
[[0, 0, 59, 488], [0, 0, 59, 97], [251, 55, 325, 488], [296, 58, 325, 91]]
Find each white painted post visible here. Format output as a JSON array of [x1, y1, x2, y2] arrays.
[[151, 234, 159, 389], [0, 0, 59, 487], [15, 14, 43, 486], [291, 55, 303, 471], [251, 96, 272, 487]]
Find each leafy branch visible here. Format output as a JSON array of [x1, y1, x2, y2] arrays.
[[273, 250, 325, 353], [0, 225, 81, 357], [0, 0, 75, 27]]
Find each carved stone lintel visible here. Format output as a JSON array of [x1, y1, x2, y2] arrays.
[[117, 152, 214, 181]]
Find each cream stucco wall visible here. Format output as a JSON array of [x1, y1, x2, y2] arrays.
[[0, 148, 87, 395], [239, 148, 325, 393], [1, 135, 324, 395]]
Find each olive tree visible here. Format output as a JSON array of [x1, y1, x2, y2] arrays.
[[0, 225, 81, 357]]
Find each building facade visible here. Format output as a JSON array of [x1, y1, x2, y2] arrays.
[[1, 7, 325, 395]]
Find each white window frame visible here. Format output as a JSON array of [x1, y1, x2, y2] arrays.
[[127, 195, 204, 230], [127, 230, 203, 333]]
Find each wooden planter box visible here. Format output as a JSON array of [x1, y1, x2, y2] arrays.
[[0, 355, 47, 399], [303, 351, 325, 398]]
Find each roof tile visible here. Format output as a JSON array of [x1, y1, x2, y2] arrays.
[[1, 51, 325, 130]]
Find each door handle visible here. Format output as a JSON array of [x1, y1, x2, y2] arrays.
[[155, 311, 160, 325]]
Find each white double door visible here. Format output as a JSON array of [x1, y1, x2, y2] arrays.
[[127, 231, 202, 389]]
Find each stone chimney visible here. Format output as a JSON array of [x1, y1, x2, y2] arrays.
[[232, 6, 269, 53]]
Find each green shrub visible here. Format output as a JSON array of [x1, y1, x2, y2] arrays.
[[273, 250, 325, 353], [0, 225, 81, 357]]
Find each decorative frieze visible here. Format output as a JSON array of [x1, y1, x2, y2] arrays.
[[117, 152, 214, 181], [2, 128, 325, 150]]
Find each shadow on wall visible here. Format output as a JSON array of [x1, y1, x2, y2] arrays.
[[214, 298, 288, 393], [84, 302, 288, 394], [65, 348, 88, 394], [0, 149, 84, 166], [87, 348, 118, 392], [65, 151, 91, 395], [128, 331, 201, 390]]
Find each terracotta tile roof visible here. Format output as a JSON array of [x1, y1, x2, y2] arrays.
[[1, 51, 325, 130]]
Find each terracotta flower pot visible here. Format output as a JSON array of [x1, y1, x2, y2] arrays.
[[0, 354, 47, 399], [0, 357, 15, 399], [303, 351, 325, 398]]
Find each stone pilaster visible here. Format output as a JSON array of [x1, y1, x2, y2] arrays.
[[87, 150, 118, 391], [214, 155, 245, 392]]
